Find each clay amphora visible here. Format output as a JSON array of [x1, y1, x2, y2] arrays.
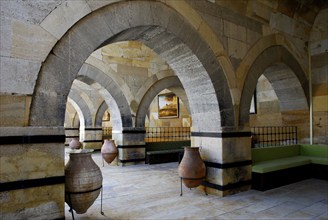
[[178, 147, 206, 188], [65, 149, 103, 214], [101, 139, 118, 164], [69, 138, 81, 149]]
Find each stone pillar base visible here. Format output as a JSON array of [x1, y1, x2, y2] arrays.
[[0, 127, 65, 219], [112, 127, 146, 166], [191, 127, 252, 197], [199, 184, 251, 197], [82, 141, 103, 150], [81, 128, 103, 150]]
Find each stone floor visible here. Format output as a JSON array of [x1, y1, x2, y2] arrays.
[[65, 150, 328, 220]]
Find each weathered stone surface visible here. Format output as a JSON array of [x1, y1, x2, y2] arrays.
[[68, 89, 93, 127], [118, 147, 145, 161], [222, 136, 251, 163], [100, 2, 131, 35], [224, 20, 247, 43], [0, 143, 64, 182], [0, 126, 64, 136], [222, 166, 251, 185], [70, 11, 114, 50], [0, 17, 12, 57], [0, 0, 64, 24], [11, 20, 57, 61], [83, 142, 102, 150], [86, 0, 120, 11], [0, 57, 40, 94], [188, 0, 262, 33], [0, 95, 31, 126], [313, 96, 328, 112], [149, 1, 172, 29], [124, 1, 154, 27], [193, 136, 222, 162], [247, 0, 272, 22], [270, 12, 311, 41], [313, 84, 328, 96], [40, 0, 91, 39], [1, 186, 64, 219], [228, 38, 248, 60]]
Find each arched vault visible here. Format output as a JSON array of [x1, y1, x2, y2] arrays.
[[239, 45, 309, 125], [29, 1, 234, 132], [135, 76, 188, 128]]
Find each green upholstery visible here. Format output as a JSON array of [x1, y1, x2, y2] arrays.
[[252, 144, 328, 173], [300, 145, 328, 158], [252, 156, 311, 173], [252, 145, 300, 163], [304, 156, 328, 165]]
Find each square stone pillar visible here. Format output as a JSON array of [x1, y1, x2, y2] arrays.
[[64, 127, 79, 146], [191, 128, 252, 196], [81, 127, 103, 150], [112, 127, 146, 166], [0, 127, 65, 219]]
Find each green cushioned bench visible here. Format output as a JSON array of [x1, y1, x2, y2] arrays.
[[252, 144, 328, 191], [145, 141, 189, 164]]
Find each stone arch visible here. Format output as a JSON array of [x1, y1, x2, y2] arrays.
[[67, 97, 86, 130], [135, 76, 188, 128], [168, 87, 190, 115], [68, 88, 93, 127], [134, 69, 175, 106], [77, 63, 131, 130], [85, 55, 135, 106], [72, 112, 80, 128], [29, 1, 234, 132], [95, 101, 108, 127], [239, 45, 309, 125], [41, 0, 236, 91]]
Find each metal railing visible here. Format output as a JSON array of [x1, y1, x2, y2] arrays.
[[145, 127, 190, 142], [251, 126, 298, 148], [103, 127, 191, 143], [102, 127, 112, 140]]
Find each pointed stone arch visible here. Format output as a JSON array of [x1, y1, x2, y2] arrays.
[[95, 101, 109, 127], [135, 76, 187, 128], [77, 63, 132, 130], [29, 0, 234, 131], [239, 44, 309, 125], [68, 88, 93, 127]]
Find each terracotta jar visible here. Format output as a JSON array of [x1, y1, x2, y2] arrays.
[[69, 138, 81, 149], [65, 149, 103, 214], [101, 139, 118, 164], [178, 147, 206, 188]]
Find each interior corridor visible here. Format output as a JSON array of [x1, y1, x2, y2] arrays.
[[65, 150, 328, 220]]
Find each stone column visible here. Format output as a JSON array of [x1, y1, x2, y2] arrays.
[[191, 127, 252, 196], [112, 127, 146, 166], [64, 127, 79, 146], [81, 127, 103, 150], [0, 127, 65, 219]]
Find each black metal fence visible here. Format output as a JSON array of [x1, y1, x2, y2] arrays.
[[102, 127, 112, 140], [251, 126, 298, 148], [145, 127, 191, 142], [103, 127, 191, 143]]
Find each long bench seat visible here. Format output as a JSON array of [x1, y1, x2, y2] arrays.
[[145, 141, 189, 164], [252, 144, 328, 191]]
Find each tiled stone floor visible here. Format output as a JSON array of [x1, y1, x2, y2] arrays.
[[65, 150, 328, 220]]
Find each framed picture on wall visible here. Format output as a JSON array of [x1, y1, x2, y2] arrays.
[[102, 110, 110, 121], [158, 93, 179, 118]]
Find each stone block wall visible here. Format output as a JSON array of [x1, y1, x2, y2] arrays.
[[0, 127, 65, 219]]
